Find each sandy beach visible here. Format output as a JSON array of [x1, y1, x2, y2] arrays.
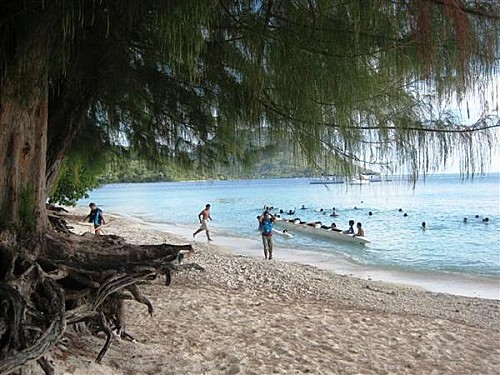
[[49, 209, 500, 374]]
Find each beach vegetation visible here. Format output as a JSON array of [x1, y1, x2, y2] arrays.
[[0, 0, 499, 372]]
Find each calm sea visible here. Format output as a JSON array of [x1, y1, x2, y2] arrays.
[[78, 173, 500, 281]]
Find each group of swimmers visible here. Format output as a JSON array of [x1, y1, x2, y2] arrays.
[[463, 215, 490, 223], [275, 206, 340, 217]]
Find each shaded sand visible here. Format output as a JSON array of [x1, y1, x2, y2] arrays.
[[50, 210, 500, 374]]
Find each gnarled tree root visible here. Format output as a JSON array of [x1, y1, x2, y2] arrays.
[[0, 231, 202, 374], [0, 276, 65, 375]]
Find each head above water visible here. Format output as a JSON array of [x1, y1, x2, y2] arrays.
[[356, 222, 362, 228], [205, 204, 211, 209], [349, 220, 355, 226]]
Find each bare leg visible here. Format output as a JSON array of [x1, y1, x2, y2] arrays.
[[262, 236, 268, 259], [193, 228, 203, 238], [206, 230, 212, 241], [268, 238, 273, 260]]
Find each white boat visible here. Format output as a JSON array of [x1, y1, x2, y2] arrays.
[[360, 173, 382, 182], [349, 178, 370, 185], [275, 219, 370, 245]]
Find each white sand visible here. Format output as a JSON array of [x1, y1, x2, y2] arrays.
[[51, 209, 500, 374]]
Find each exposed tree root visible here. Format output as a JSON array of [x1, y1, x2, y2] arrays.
[[0, 231, 201, 374]]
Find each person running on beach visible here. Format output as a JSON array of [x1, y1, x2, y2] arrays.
[[86, 203, 105, 235], [343, 220, 355, 234], [259, 211, 276, 260], [193, 204, 213, 241]]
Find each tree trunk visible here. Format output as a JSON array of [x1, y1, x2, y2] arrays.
[[0, 38, 48, 233]]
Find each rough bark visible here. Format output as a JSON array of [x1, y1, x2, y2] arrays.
[[0, 27, 49, 232]]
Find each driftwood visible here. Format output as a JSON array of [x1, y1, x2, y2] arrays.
[[47, 206, 73, 233], [0, 230, 202, 374]]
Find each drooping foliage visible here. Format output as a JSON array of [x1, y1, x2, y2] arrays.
[[1, 2, 500, 372], [2, 0, 500, 194]]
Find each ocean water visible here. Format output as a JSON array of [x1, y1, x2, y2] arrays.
[[78, 173, 500, 281]]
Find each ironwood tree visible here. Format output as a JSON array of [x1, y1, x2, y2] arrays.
[[0, 0, 499, 373]]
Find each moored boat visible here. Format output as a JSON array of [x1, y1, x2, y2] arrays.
[[360, 173, 382, 182], [349, 178, 370, 185], [309, 175, 345, 184], [275, 219, 370, 244]]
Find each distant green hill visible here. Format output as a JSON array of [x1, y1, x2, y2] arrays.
[[98, 145, 371, 183], [99, 152, 318, 183]]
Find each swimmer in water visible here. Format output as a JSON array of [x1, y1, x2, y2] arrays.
[[421, 221, 426, 230]]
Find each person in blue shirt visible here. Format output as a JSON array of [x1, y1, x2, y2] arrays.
[[259, 211, 276, 260], [86, 203, 105, 234]]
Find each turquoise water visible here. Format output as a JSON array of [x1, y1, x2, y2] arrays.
[[79, 173, 500, 279]]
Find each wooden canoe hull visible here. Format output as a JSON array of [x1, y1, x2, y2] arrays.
[[275, 220, 370, 245]]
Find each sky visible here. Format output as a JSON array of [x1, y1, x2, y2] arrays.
[[455, 77, 499, 173]]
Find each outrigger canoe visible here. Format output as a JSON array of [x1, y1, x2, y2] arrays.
[[275, 219, 370, 245]]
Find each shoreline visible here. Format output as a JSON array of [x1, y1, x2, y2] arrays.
[[82, 207, 499, 300], [54, 207, 500, 374]]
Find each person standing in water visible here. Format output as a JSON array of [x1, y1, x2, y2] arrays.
[[193, 204, 213, 241]]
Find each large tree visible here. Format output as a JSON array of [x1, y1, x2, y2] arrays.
[[0, 0, 499, 372]]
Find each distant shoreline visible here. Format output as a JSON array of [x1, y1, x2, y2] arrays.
[[97, 171, 500, 185]]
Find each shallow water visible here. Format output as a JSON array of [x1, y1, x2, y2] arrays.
[[79, 173, 500, 281]]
